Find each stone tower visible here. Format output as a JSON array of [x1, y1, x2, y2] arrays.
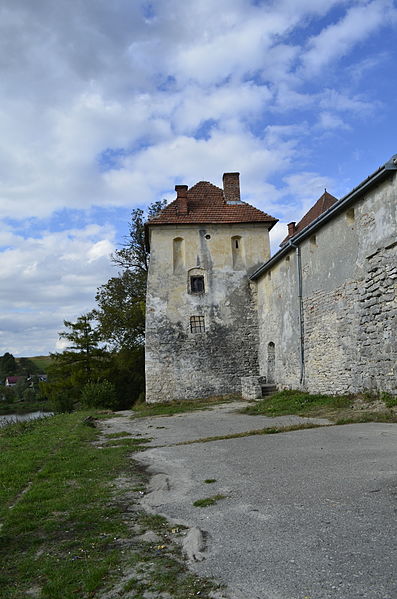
[[145, 172, 277, 403]]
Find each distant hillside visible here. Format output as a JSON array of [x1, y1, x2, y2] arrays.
[[19, 356, 53, 373]]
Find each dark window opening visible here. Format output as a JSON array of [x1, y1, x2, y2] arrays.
[[234, 239, 239, 249], [190, 315, 205, 333], [190, 275, 205, 293]]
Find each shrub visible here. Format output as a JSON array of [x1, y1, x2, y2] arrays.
[[52, 390, 76, 413], [381, 392, 397, 408], [1, 386, 16, 402], [23, 387, 36, 402], [81, 380, 118, 410]]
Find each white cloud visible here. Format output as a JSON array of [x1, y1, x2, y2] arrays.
[[103, 128, 299, 215], [269, 221, 291, 252], [300, 0, 397, 76], [0, 0, 391, 222], [0, 224, 116, 355], [0, 0, 396, 354], [317, 111, 351, 130], [171, 82, 273, 134]]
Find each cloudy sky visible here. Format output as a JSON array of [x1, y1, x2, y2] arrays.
[[1, 0, 396, 356]]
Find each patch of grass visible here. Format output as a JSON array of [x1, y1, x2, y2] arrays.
[[335, 411, 397, 425], [204, 479, 217, 484], [138, 513, 170, 533], [242, 389, 351, 418], [241, 389, 397, 423], [103, 436, 152, 449], [132, 394, 239, 418], [193, 494, 226, 508], [0, 413, 223, 599], [381, 392, 397, 408], [0, 412, 133, 599], [173, 422, 324, 446]]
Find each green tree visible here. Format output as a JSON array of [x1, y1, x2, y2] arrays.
[[94, 200, 166, 351], [47, 313, 109, 410], [46, 201, 166, 412], [112, 200, 167, 275], [81, 380, 118, 410], [18, 358, 39, 376], [14, 378, 29, 401], [0, 353, 17, 378], [94, 270, 145, 350], [1, 386, 16, 402], [58, 314, 103, 379], [92, 200, 166, 405]]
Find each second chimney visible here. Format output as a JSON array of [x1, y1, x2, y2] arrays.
[[223, 172, 240, 203], [175, 185, 188, 215], [287, 222, 296, 237]]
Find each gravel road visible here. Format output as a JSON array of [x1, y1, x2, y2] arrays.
[[103, 403, 397, 599]]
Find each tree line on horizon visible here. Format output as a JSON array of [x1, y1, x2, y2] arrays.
[[45, 200, 167, 412]]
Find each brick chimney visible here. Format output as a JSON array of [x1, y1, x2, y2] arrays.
[[287, 222, 296, 237], [175, 185, 188, 215], [223, 172, 240, 203]]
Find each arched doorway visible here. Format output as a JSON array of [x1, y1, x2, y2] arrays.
[[267, 342, 275, 383]]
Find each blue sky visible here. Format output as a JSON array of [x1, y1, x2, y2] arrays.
[[0, 0, 396, 356]]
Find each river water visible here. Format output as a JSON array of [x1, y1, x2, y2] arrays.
[[0, 411, 53, 428]]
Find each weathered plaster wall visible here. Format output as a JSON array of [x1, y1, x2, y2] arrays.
[[257, 173, 397, 395], [145, 223, 270, 402], [257, 254, 301, 387]]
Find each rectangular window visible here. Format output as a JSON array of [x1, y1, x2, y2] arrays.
[[190, 276, 205, 293], [190, 315, 205, 333]]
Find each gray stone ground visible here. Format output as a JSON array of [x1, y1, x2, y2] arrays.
[[103, 403, 397, 599]]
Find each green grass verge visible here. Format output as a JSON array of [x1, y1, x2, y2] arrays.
[[193, 494, 226, 508], [172, 422, 324, 446], [0, 412, 223, 599], [0, 412, 137, 599], [132, 394, 238, 418], [241, 390, 397, 423]]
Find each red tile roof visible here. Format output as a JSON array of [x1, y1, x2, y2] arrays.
[[5, 375, 24, 385], [281, 190, 338, 245], [148, 181, 278, 228]]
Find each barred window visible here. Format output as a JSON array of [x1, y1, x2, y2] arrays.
[[190, 315, 205, 333]]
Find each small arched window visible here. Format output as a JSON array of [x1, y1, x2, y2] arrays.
[[173, 237, 184, 273], [231, 235, 244, 269]]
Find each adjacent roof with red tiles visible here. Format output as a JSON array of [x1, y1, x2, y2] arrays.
[[5, 375, 24, 385], [147, 181, 278, 228], [280, 190, 338, 245]]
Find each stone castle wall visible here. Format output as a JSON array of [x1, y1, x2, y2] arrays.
[[257, 173, 397, 396]]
